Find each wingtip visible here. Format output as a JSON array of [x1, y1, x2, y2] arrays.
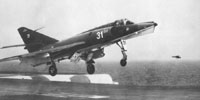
[[0, 47, 5, 49]]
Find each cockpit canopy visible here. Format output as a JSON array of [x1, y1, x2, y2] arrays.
[[113, 19, 134, 26], [81, 19, 134, 33]]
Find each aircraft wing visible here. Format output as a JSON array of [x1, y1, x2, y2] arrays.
[[0, 41, 85, 62]]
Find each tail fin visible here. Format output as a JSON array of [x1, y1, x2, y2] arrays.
[[18, 27, 58, 52]]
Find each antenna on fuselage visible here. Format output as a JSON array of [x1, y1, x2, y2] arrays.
[[34, 26, 45, 32]]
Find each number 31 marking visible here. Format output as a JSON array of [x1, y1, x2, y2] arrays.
[[96, 31, 103, 39]]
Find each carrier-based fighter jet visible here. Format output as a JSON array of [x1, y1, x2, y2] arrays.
[[0, 19, 157, 76]]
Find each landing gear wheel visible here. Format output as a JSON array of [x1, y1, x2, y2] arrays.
[[120, 59, 127, 67], [49, 65, 57, 76], [116, 40, 128, 67], [87, 64, 95, 74]]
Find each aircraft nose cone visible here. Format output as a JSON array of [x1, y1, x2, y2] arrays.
[[154, 22, 158, 26], [145, 21, 158, 27]]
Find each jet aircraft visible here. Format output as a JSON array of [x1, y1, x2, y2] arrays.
[[0, 19, 157, 76], [172, 55, 181, 59]]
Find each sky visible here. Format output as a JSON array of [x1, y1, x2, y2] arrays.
[[0, 0, 199, 61]]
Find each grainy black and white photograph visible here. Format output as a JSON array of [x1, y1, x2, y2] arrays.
[[0, 0, 200, 100]]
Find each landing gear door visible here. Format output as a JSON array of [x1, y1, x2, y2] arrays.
[[70, 52, 81, 63]]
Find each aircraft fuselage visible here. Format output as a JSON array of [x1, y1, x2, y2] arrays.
[[45, 21, 157, 60]]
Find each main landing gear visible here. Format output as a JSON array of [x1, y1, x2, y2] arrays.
[[48, 61, 57, 76], [116, 40, 127, 67], [86, 60, 95, 74]]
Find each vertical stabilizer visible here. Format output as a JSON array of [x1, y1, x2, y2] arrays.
[[18, 27, 58, 52]]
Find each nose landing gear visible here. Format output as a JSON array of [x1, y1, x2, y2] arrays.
[[117, 40, 127, 67], [120, 58, 127, 67]]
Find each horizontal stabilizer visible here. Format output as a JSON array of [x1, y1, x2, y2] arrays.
[[1, 44, 25, 49], [1, 43, 45, 49], [0, 41, 85, 63], [0, 56, 20, 62]]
